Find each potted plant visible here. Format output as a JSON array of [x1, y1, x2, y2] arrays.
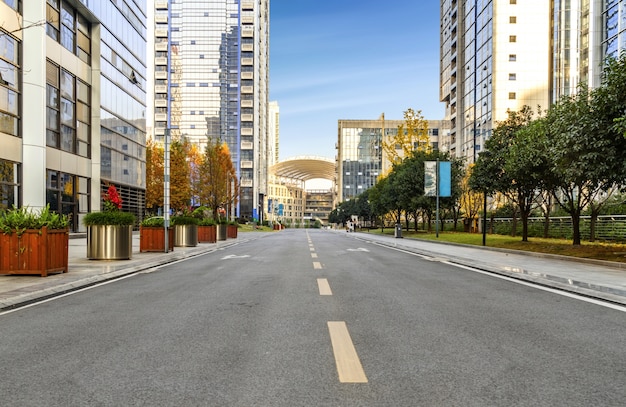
[[217, 218, 228, 241], [139, 216, 174, 252], [83, 185, 135, 260], [227, 220, 239, 239], [0, 205, 69, 277], [197, 218, 217, 243], [192, 206, 216, 243], [171, 215, 199, 247]]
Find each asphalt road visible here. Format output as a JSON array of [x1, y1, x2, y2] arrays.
[[1, 229, 625, 406]]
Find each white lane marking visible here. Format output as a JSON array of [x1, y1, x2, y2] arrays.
[[313, 261, 322, 269], [347, 248, 369, 252], [327, 321, 368, 383], [317, 278, 332, 295], [310, 247, 315, 251], [311, 253, 318, 258], [221, 254, 250, 260]]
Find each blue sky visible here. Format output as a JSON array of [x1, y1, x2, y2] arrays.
[[270, 1, 444, 161]]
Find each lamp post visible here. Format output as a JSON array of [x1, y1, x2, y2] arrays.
[[164, 129, 171, 253]]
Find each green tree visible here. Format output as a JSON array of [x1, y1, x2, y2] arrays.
[[170, 138, 191, 211]]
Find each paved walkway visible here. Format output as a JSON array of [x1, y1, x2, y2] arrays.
[[1, 230, 626, 309]]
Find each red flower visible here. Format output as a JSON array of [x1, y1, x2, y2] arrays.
[[103, 185, 123, 211]]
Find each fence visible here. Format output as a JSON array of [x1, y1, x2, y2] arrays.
[[484, 215, 626, 242]]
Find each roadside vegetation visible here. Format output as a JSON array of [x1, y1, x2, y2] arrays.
[[331, 54, 626, 253]]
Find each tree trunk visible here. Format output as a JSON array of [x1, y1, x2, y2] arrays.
[[571, 213, 582, 246]]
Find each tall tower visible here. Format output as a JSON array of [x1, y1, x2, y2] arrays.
[[153, 0, 270, 221], [440, 0, 551, 163]]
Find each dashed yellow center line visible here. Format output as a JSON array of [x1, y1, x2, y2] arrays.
[[327, 321, 368, 383], [311, 253, 318, 258], [313, 261, 322, 269], [317, 278, 332, 295]]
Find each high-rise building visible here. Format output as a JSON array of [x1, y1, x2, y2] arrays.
[[152, 0, 270, 221], [0, 0, 147, 231], [440, 0, 551, 163], [553, 0, 626, 100]]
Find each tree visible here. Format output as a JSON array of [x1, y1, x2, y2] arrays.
[[470, 106, 547, 241], [145, 139, 164, 211], [170, 137, 192, 211], [382, 108, 431, 165], [197, 138, 238, 220], [544, 86, 610, 245]]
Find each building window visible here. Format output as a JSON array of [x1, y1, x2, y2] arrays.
[[508, 92, 517, 99], [509, 73, 517, 80], [509, 35, 517, 43], [510, 0, 516, 3], [509, 16, 517, 24], [0, 159, 20, 210], [0, 29, 19, 137], [46, 60, 90, 157], [46, 170, 90, 232], [46, 0, 91, 64], [509, 54, 517, 61]]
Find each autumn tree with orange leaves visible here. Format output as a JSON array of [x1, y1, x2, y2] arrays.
[[145, 139, 164, 211], [197, 138, 239, 220]]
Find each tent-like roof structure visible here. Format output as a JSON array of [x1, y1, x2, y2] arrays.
[[270, 156, 335, 181]]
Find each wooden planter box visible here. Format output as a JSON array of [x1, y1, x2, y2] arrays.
[[198, 225, 217, 243], [140, 227, 174, 252], [227, 224, 238, 239], [0, 227, 69, 277]]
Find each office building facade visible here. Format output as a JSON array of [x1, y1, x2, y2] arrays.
[[0, 0, 147, 231], [440, 0, 551, 163], [152, 0, 270, 221], [337, 119, 449, 202]]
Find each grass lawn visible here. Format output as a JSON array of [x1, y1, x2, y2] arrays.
[[366, 228, 626, 264]]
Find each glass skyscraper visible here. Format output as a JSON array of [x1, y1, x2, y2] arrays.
[[0, 0, 147, 231], [153, 0, 270, 221]]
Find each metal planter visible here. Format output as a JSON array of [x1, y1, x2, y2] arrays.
[[87, 225, 133, 260]]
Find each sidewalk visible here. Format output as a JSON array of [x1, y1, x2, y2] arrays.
[[350, 232, 626, 306], [0, 232, 258, 310]]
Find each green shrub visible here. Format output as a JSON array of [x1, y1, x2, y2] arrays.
[[83, 211, 135, 226], [171, 215, 199, 226], [141, 216, 165, 227], [0, 205, 69, 234]]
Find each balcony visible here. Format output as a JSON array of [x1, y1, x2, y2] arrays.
[[241, 160, 253, 169], [241, 72, 253, 80], [241, 141, 253, 150], [155, 57, 168, 66], [240, 179, 253, 187], [242, 1, 254, 10], [241, 58, 253, 66], [155, 42, 168, 52], [155, 71, 167, 80], [155, 14, 168, 24], [241, 86, 253, 94], [155, 99, 167, 108], [155, 28, 168, 38], [241, 114, 254, 122], [155, 85, 168, 94], [155, 1, 168, 10], [241, 127, 253, 136], [242, 28, 254, 38], [241, 43, 254, 52], [155, 113, 167, 121], [241, 100, 253, 108], [241, 15, 254, 25]]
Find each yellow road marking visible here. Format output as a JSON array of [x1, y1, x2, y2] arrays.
[[311, 253, 318, 258], [317, 278, 332, 295], [313, 261, 322, 269], [327, 321, 368, 383]]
